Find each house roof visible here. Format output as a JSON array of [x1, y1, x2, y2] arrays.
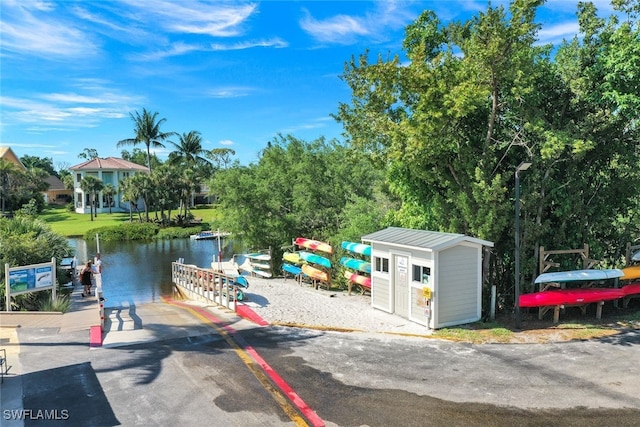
[[361, 227, 494, 251], [70, 157, 149, 172], [44, 175, 67, 191], [0, 146, 27, 171]]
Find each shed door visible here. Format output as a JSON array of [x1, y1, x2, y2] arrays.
[[394, 255, 409, 317]]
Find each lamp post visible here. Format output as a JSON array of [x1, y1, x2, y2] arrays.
[[515, 161, 532, 329]]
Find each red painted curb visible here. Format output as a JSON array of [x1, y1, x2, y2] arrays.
[[89, 325, 102, 347], [236, 304, 269, 326]]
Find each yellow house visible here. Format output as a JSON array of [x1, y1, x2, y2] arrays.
[[0, 146, 27, 171]]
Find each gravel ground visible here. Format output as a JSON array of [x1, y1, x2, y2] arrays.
[[241, 276, 432, 336]]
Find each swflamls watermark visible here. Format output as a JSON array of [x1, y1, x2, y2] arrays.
[[3, 409, 70, 420]]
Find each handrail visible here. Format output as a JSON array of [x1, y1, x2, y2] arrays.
[[171, 262, 239, 311]]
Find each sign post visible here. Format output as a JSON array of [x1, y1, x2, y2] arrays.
[[5, 258, 57, 311]]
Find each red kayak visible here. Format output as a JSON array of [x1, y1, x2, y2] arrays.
[[519, 288, 624, 308], [621, 282, 640, 296]]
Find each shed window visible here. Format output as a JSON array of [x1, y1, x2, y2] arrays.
[[412, 265, 431, 283], [375, 257, 389, 273]]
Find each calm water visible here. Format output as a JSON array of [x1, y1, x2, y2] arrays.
[[70, 237, 243, 308]]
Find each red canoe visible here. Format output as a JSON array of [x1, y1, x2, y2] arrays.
[[621, 283, 640, 296], [294, 237, 333, 254], [519, 288, 624, 308]]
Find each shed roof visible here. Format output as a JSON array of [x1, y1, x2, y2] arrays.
[[70, 157, 149, 172], [361, 227, 493, 251]]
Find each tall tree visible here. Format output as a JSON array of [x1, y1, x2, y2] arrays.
[[79, 175, 103, 221], [117, 108, 176, 172], [78, 148, 99, 160], [103, 183, 116, 214], [168, 131, 209, 168], [207, 148, 236, 169]]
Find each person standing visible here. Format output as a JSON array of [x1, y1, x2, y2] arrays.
[[93, 253, 102, 273], [80, 260, 93, 297]]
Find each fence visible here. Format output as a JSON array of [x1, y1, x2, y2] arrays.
[[171, 262, 239, 312]]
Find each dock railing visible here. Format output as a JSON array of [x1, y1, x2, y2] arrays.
[[171, 262, 238, 311]]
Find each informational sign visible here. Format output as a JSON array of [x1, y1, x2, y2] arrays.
[[5, 259, 57, 311]]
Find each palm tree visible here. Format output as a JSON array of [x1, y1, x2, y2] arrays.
[[103, 183, 116, 214], [168, 131, 209, 168], [117, 108, 176, 172], [0, 159, 20, 215], [79, 175, 103, 221]]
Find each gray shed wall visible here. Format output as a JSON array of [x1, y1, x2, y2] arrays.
[[436, 244, 481, 327]]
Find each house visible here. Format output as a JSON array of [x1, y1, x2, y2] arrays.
[[361, 227, 494, 329], [43, 175, 73, 204], [0, 146, 27, 171], [69, 157, 149, 214]]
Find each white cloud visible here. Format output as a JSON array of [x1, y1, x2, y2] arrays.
[[300, 12, 371, 44], [537, 22, 581, 45], [211, 38, 288, 51], [208, 86, 256, 98], [0, 1, 99, 58], [219, 139, 234, 146], [119, 0, 258, 37]]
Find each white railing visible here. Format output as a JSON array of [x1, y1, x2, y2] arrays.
[[171, 262, 238, 311]]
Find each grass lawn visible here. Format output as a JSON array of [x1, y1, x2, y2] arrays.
[[39, 204, 221, 237]]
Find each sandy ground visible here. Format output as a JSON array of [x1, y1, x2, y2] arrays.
[[241, 275, 432, 336]]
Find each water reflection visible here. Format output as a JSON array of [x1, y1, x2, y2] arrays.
[[69, 237, 242, 308]]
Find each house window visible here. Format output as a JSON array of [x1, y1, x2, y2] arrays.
[[102, 172, 113, 185], [375, 257, 389, 273], [76, 174, 82, 183], [412, 265, 431, 283]]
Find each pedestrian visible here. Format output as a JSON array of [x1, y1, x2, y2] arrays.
[[80, 260, 93, 297], [93, 253, 102, 273]]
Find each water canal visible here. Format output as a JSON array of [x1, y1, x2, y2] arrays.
[[69, 237, 242, 308]]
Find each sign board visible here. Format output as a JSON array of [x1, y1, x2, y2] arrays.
[[5, 259, 57, 311]]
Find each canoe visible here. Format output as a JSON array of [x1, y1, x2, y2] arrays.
[[251, 269, 272, 278], [621, 282, 640, 296], [282, 251, 303, 265], [340, 256, 371, 273], [301, 264, 329, 282], [250, 261, 271, 270], [295, 237, 333, 254], [282, 263, 303, 276], [343, 270, 371, 288], [299, 251, 332, 268], [341, 241, 371, 257], [621, 265, 640, 281], [534, 269, 624, 284], [519, 288, 624, 308], [246, 252, 271, 261], [633, 250, 640, 262]]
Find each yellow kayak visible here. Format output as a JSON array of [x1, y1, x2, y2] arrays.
[[621, 265, 640, 281]]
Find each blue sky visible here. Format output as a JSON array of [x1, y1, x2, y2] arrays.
[[0, 0, 618, 170]]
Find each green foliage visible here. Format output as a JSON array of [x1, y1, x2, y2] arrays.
[[83, 222, 159, 241], [39, 293, 72, 313], [335, 0, 640, 310], [211, 135, 385, 262], [0, 217, 72, 311], [156, 226, 204, 239]]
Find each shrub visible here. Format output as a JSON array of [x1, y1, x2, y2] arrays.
[[83, 222, 159, 241], [39, 293, 72, 313]]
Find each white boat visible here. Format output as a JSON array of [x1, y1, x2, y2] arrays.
[[190, 231, 231, 240]]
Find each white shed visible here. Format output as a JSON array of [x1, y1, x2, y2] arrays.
[[361, 227, 494, 329]]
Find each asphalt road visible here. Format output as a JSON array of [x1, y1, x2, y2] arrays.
[[2, 301, 639, 426]]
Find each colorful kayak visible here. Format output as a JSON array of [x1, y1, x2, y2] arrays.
[[282, 263, 303, 276], [622, 282, 640, 296], [633, 250, 640, 262], [519, 288, 624, 308], [282, 251, 303, 265], [299, 251, 332, 268], [343, 270, 371, 288], [534, 269, 624, 284], [341, 241, 371, 256], [340, 256, 371, 273], [621, 265, 640, 281], [295, 237, 333, 254], [301, 264, 329, 282]]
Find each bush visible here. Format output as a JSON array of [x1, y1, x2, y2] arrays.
[[84, 222, 159, 241], [39, 293, 72, 313]]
